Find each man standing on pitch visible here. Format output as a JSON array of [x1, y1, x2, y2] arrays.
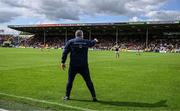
[[61, 30, 98, 102], [115, 45, 120, 58]]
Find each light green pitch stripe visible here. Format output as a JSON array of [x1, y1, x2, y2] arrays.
[[0, 92, 96, 111], [0, 108, 9, 111]]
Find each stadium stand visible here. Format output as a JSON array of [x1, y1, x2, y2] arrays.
[[3, 21, 180, 53], [1, 34, 180, 53]]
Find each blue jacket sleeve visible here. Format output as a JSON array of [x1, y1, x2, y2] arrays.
[[61, 41, 71, 64], [88, 40, 96, 47]]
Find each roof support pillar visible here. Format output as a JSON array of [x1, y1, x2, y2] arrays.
[[89, 29, 91, 40], [116, 27, 119, 45], [146, 28, 149, 49], [65, 28, 68, 43], [18, 34, 20, 46], [43, 30, 46, 47]]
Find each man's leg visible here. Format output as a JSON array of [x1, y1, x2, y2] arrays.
[[79, 67, 96, 99], [65, 66, 76, 98]]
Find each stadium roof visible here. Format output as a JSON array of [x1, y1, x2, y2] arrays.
[[8, 21, 180, 36]]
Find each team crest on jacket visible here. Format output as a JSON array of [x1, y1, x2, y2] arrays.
[[79, 44, 82, 48]]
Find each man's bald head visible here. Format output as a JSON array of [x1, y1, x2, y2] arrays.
[[75, 30, 83, 38]]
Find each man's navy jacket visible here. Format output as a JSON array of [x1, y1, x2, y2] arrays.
[[61, 37, 96, 67]]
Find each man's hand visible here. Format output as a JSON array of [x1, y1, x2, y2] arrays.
[[94, 38, 98, 42], [61, 63, 66, 70]]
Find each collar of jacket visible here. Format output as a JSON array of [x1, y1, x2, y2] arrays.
[[76, 36, 83, 39]]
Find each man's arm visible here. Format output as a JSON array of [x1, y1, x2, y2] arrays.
[[88, 38, 98, 47], [61, 41, 71, 70]]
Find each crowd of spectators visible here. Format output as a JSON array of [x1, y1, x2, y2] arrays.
[[0, 35, 18, 46], [147, 39, 180, 53], [95, 36, 180, 53], [1, 35, 180, 53], [26, 36, 65, 48]]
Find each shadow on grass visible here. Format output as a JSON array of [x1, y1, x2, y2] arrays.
[[71, 99, 168, 108]]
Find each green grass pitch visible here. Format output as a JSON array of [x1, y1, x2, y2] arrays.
[[0, 48, 180, 111]]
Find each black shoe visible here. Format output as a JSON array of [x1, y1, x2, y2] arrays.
[[92, 97, 98, 102], [63, 96, 70, 101]]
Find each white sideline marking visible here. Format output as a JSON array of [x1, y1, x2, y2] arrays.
[[0, 109, 9, 111], [0, 92, 95, 111]]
